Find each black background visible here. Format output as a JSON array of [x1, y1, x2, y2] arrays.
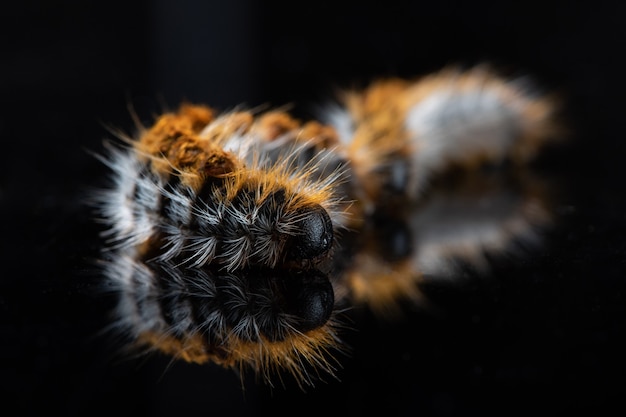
[[2, 1, 626, 416]]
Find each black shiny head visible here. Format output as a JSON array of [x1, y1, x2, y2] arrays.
[[283, 269, 334, 333], [288, 204, 334, 261]]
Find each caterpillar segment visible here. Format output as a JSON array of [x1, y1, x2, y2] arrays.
[[322, 65, 561, 213], [334, 168, 555, 317]]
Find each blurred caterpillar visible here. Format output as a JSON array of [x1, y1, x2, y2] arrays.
[[93, 65, 562, 387]]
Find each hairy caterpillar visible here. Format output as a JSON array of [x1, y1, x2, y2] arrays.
[[93, 65, 562, 387]]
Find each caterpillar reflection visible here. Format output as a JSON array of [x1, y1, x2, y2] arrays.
[[93, 65, 562, 387]]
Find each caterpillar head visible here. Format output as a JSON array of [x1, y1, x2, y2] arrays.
[[286, 204, 334, 262]]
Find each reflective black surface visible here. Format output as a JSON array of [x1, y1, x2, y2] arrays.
[[2, 1, 625, 416]]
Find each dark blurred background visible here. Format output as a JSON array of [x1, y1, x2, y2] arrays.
[[2, 1, 625, 416]]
